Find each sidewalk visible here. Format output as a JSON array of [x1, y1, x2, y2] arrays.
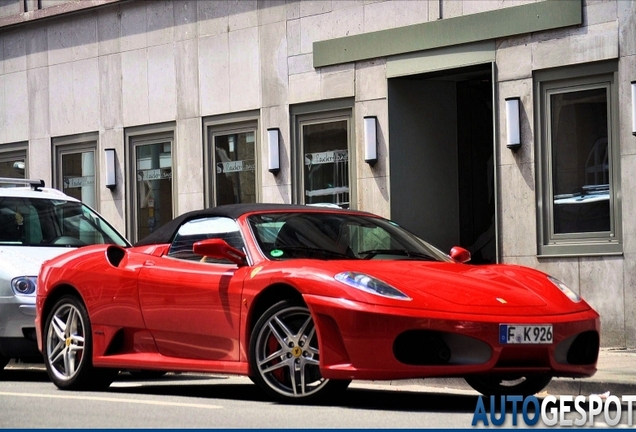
[[361, 348, 636, 397]]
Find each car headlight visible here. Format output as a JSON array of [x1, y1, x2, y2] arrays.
[[11, 276, 37, 295], [548, 275, 580, 302], [335, 271, 411, 301]]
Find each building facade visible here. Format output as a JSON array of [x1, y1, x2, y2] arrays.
[[0, 0, 634, 348]]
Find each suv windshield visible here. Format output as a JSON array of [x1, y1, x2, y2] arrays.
[[0, 197, 129, 247], [248, 212, 451, 262]]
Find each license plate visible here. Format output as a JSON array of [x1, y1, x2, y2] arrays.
[[499, 324, 553, 344]]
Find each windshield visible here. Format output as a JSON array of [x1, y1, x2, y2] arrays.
[[248, 212, 451, 262], [0, 197, 129, 247]]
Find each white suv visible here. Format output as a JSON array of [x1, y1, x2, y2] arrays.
[[0, 178, 130, 370]]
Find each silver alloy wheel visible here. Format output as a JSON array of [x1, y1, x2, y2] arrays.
[[46, 303, 86, 382], [254, 305, 328, 398]]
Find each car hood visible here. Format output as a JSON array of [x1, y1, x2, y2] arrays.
[[310, 259, 590, 315], [0, 246, 76, 277]]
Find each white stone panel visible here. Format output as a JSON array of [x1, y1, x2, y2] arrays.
[[199, 34, 230, 116], [174, 1, 197, 41], [299, 1, 331, 17], [229, 27, 260, 112], [262, 185, 291, 204], [584, 0, 617, 26], [623, 254, 636, 348], [229, 0, 257, 31], [175, 38, 200, 119], [98, 5, 121, 56], [620, 55, 636, 157], [499, 162, 537, 259], [393, 0, 429, 28], [580, 256, 625, 347], [120, 2, 148, 52], [27, 68, 49, 140], [148, 44, 177, 124], [26, 26, 48, 70], [259, 21, 288, 108], [618, 0, 636, 57], [288, 53, 313, 76], [3, 29, 26, 73], [363, 1, 396, 33], [147, 1, 175, 47], [49, 62, 74, 136], [357, 176, 389, 217], [495, 36, 533, 82], [47, 20, 73, 66], [288, 70, 320, 104], [121, 48, 150, 126], [321, 64, 354, 100], [28, 137, 51, 185], [286, 19, 301, 57], [331, 4, 363, 38], [261, 105, 290, 187], [497, 79, 533, 167], [258, 0, 287, 25], [332, 1, 365, 11], [73, 58, 100, 134], [286, 0, 300, 20], [3, 72, 28, 143], [99, 53, 123, 130], [533, 28, 619, 71], [620, 154, 636, 254], [175, 118, 203, 213], [355, 98, 388, 179], [463, 0, 499, 15], [72, 14, 98, 61], [355, 59, 386, 101], [197, 1, 229, 37], [300, 13, 331, 54], [442, 0, 463, 19]]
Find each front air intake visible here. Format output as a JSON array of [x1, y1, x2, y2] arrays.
[[393, 330, 451, 365]]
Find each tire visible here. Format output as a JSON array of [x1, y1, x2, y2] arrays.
[[249, 299, 350, 403], [44, 295, 117, 391], [465, 374, 552, 397]]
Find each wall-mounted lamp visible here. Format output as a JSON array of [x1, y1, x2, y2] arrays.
[[267, 128, 280, 174], [104, 148, 117, 190], [505, 97, 521, 152], [363, 116, 377, 166], [631, 81, 636, 136]]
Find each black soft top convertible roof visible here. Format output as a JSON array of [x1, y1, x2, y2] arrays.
[[134, 203, 354, 246]]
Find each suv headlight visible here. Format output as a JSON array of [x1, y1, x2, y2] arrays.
[[11, 276, 37, 295], [335, 271, 411, 301], [548, 275, 580, 302]]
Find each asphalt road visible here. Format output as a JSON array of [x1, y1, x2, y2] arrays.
[[0, 362, 481, 429]]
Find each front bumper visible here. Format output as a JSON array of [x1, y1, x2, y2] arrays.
[[306, 294, 599, 381], [0, 295, 40, 358]]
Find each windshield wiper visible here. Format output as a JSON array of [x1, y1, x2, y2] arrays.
[[359, 249, 437, 261]]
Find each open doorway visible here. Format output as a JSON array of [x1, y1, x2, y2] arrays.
[[388, 64, 496, 264]]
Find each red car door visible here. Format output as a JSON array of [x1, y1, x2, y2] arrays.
[[137, 257, 248, 361]]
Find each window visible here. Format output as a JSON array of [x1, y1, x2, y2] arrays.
[[126, 125, 175, 243], [292, 100, 354, 208], [167, 216, 245, 265], [53, 134, 97, 209], [0, 143, 27, 181], [535, 61, 621, 256], [204, 115, 259, 207]]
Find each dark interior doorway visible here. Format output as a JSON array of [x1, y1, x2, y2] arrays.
[[388, 64, 496, 264]]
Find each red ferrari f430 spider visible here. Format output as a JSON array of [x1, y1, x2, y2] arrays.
[[36, 204, 599, 402]]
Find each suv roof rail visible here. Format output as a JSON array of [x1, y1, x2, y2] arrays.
[[0, 177, 46, 190]]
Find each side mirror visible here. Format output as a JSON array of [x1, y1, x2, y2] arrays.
[[193, 238, 246, 266], [449, 246, 471, 263]]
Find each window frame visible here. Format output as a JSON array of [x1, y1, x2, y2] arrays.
[[52, 133, 98, 210], [291, 98, 355, 208], [202, 112, 260, 208], [125, 123, 176, 244], [534, 60, 621, 257]]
